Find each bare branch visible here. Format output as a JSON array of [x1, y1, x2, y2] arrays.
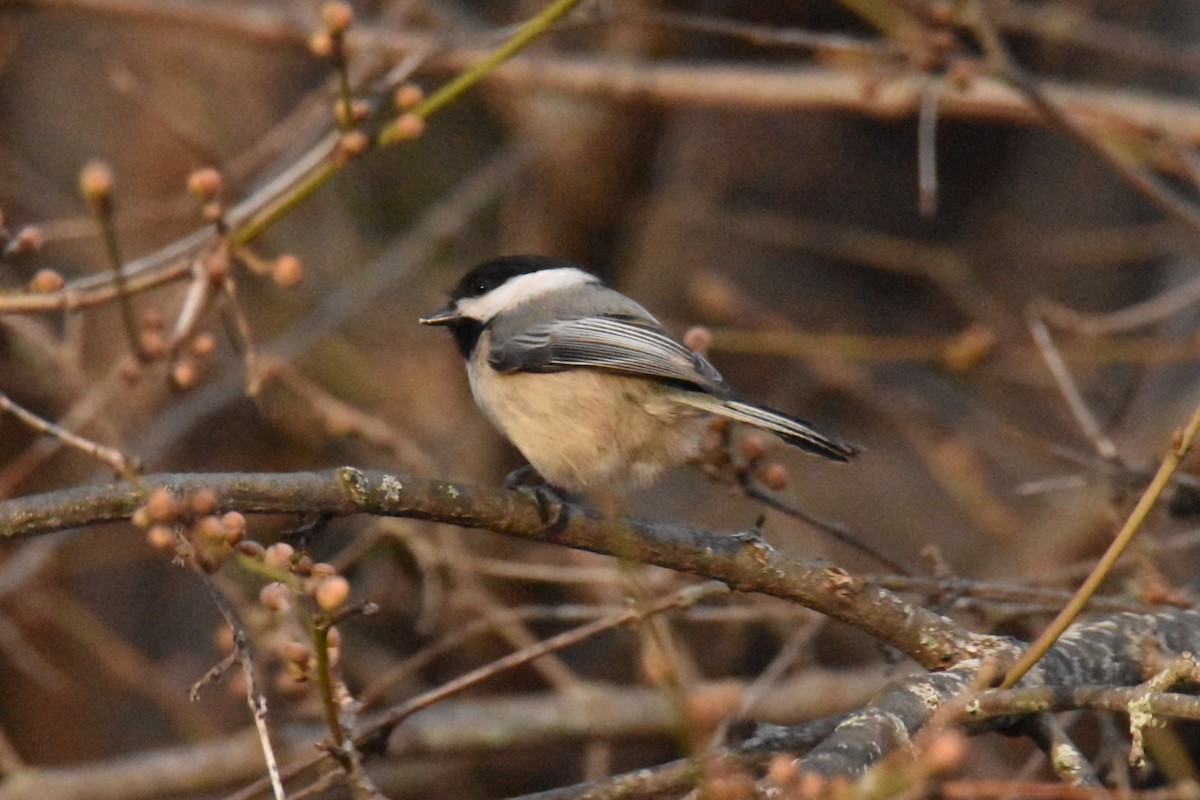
[[0, 468, 987, 670], [0, 390, 134, 478]]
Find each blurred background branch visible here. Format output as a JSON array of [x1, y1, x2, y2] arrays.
[[5, 0, 1200, 797]]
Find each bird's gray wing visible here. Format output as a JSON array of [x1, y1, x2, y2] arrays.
[[488, 315, 728, 394]]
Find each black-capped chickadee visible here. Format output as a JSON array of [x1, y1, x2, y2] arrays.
[[421, 255, 859, 494]]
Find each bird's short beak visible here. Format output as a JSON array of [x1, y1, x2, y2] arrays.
[[419, 305, 462, 326]]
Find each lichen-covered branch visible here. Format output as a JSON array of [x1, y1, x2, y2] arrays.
[[0, 468, 989, 671], [769, 609, 1200, 784]]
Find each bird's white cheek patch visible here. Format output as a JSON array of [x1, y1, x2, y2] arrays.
[[455, 267, 596, 321]]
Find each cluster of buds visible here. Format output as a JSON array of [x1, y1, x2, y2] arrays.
[[242, 540, 353, 696], [133, 307, 169, 362], [306, 1, 376, 160], [334, 99, 370, 130], [131, 487, 247, 572], [248, 542, 352, 616], [170, 331, 217, 389], [739, 435, 789, 491], [274, 626, 342, 697], [308, 1, 353, 57], [388, 83, 426, 143], [698, 414, 789, 491], [118, 307, 219, 387], [279, 639, 315, 691], [187, 167, 224, 225]]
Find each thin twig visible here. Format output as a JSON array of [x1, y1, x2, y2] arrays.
[[310, 621, 344, 749], [740, 475, 911, 575], [197, 575, 286, 800], [216, 274, 261, 395], [83, 166, 147, 361], [1035, 274, 1200, 336], [0, 610, 71, 690], [375, 582, 726, 732], [0, 366, 131, 496], [0, 390, 134, 479], [437, 527, 584, 690], [359, 598, 815, 708], [259, 358, 441, 474], [704, 623, 816, 752], [971, 683, 1200, 724], [1026, 313, 1119, 461]]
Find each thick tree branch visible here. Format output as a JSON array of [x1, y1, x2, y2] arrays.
[[781, 608, 1200, 781], [0, 468, 992, 671]]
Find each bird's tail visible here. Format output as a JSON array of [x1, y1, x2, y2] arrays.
[[678, 394, 861, 462]]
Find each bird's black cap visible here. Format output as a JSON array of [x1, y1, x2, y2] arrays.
[[447, 255, 584, 302], [422, 256, 589, 358]]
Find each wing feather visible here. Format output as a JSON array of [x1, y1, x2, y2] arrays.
[[488, 315, 728, 393]]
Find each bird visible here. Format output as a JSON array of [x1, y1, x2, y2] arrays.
[[421, 255, 859, 496]]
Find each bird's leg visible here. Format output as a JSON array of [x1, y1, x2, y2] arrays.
[[503, 464, 540, 491], [504, 465, 569, 532]]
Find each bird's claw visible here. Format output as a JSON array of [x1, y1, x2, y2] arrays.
[[505, 465, 568, 533], [513, 484, 567, 533]]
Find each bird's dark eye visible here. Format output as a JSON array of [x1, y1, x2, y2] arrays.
[[471, 279, 490, 294]]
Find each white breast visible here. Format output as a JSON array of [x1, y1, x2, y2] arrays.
[[468, 332, 707, 493]]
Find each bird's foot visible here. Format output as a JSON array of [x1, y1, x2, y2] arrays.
[[503, 464, 540, 491], [504, 465, 569, 533]]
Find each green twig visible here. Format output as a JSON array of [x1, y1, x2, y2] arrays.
[[331, 43, 355, 133], [229, 135, 341, 247], [379, 0, 586, 142], [312, 620, 344, 747], [233, 0, 582, 247], [82, 164, 145, 360]]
